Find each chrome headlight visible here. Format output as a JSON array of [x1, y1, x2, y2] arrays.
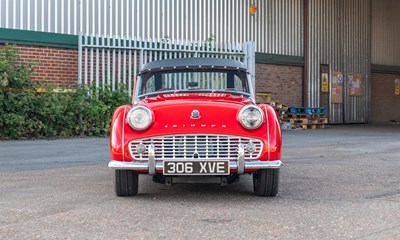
[[127, 106, 153, 131], [238, 105, 264, 130]]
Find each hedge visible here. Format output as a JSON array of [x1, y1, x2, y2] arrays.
[[0, 44, 131, 140]]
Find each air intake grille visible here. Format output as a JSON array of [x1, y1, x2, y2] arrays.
[[129, 134, 263, 160]]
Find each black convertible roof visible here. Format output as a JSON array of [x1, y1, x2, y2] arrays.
[[140, 57, 246, 73]]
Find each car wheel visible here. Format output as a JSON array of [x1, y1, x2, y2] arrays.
[[253, 169, 279, 197], [115, 170, 138, 196]]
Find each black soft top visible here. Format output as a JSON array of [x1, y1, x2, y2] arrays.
[[140, 57, 246, 73]]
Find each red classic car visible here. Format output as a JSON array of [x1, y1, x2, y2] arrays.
[[109, 58, 282, 197]]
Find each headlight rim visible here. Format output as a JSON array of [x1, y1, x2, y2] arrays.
[[127, 106, 153, 131], [238, 105, 264, 130]]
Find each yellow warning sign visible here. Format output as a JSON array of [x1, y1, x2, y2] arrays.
[[321, 73, 329, 93], [396, 79, 400, 95]]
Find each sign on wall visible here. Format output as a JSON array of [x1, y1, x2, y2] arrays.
[[332, 71, 343, 104], [348, 73, 363, 96], [320, 64, 329, 94], [396, 79, 400, 95], [319, 64, 330, 113], [321, 73, 329, 93]]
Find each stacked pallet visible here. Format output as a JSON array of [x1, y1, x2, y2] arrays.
[[270, 101, 289, 121], [254, 92, 328, 129], [284, 107, 328, 129], [255, 92, 288, 121]]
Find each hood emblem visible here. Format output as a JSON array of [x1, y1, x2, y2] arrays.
[[191, 109, 201, 119]]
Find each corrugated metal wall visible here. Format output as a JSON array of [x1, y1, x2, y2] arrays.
[[371, 0, 400, 66], [0, 0, 303, 56], [307, 0, 371, 123], [260, 0, 304, 55]]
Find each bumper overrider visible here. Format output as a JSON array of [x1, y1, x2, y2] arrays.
[[108, 143, 282, 174]]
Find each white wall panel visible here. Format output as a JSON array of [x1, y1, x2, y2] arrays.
[[0, 0, 303, 55]]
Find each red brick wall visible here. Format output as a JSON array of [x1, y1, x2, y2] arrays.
[[371, 73, 400, 122], [16, 45, 136, 88], [255, 63, 303, 107], [1, 44, 78, 87]]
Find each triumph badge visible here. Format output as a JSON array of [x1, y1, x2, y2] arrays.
[[191, 109, 201, 119]]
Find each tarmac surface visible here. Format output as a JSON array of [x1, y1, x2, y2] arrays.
[[0, 124, 399, 239]]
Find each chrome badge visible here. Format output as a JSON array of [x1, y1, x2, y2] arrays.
[[191, 109, 201, 119]]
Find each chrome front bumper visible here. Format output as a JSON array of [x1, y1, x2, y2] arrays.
[[108, 159, 283, 173], [110, 142, 282, 174]]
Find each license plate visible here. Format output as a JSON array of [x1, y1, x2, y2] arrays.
[[163, 160, 230, 175]]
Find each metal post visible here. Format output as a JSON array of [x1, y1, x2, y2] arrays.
[[139, 49, 144, 70], [107, 35, 111, 86], [84, 35, 88, 86], [112, 36, 116, 91], [102, 34, 105, 90], [90, 35, 94, 86], [244, 41, 256, 92], [128, 37, 132, 96], [117, 36, 122, 88], [95, 34, 100, 89], [78, 32, 83, 85]]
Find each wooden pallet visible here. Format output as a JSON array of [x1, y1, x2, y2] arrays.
[[288, 123, 326, 130], [301, 124, 326, 130], [288, 118, 309, 125], [271, 102, 289, 121], [284, 117, 328, 123], [308, 118, 328, 125], [283, 116, 328, 130], [286, 113, 328, 119]]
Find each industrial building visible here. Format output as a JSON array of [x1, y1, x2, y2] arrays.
[[0, 0, 399, 124]]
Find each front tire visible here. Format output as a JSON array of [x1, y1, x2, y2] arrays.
[[253, 169, 279, 197], [115, 170, 138, 196]]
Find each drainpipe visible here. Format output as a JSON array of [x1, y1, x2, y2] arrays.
[[303, 0, 309, 107]]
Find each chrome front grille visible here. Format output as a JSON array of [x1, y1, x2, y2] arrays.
[[129, 135, 263, 161]]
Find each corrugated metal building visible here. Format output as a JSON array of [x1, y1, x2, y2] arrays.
[[0, 0, 399, 123]]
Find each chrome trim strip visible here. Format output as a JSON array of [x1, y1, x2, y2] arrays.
[[122, 106, 127, 161], [108, 161, 149, 170], [243, 160, 282, 169], [148, 143, 155, 175], [108, 160, 283, 171], [237, 143, 245, 174]]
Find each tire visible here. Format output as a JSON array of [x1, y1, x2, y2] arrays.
[[115, 170, 139, 197], [253, 169, 279, 197]]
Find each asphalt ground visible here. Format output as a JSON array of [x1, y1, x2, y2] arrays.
[[0, 124, 399, 239]]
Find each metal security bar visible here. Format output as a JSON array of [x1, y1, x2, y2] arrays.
[[78, 33, 255, 95], [0, 0, 303, 56]]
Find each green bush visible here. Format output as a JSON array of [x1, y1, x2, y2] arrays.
[[76, 85, 131, 136], [0, 44, 35, 89], [0, 44, 131, 140]]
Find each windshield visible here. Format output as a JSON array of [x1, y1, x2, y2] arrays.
[[137, 69, 250, 98]]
